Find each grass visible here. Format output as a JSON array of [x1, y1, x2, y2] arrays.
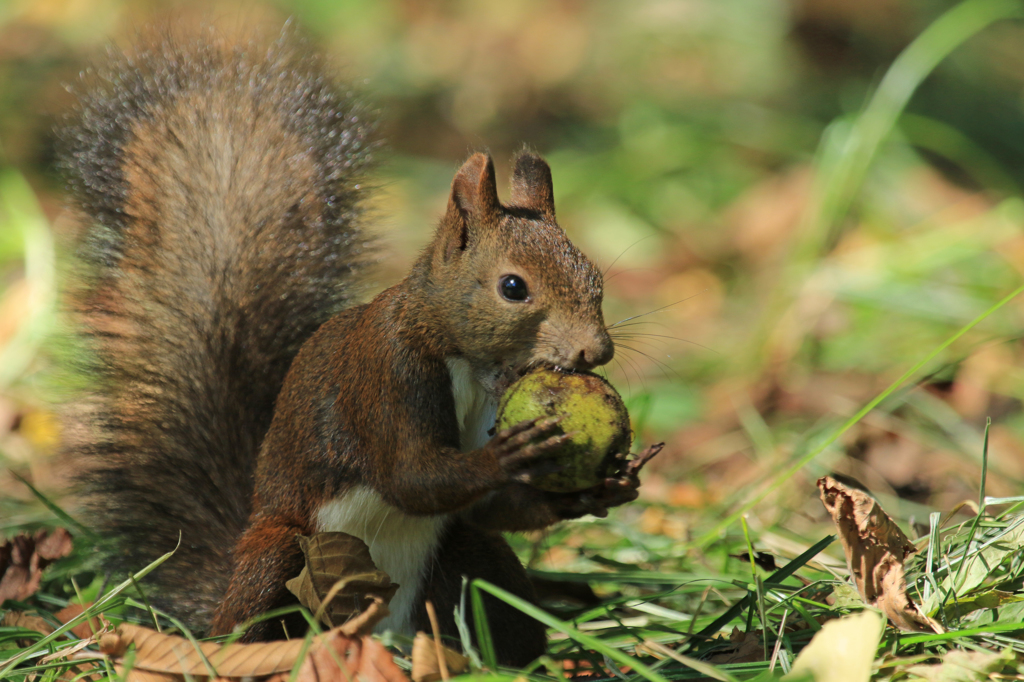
[[1, 480, 1022, 679], [4, 0, 1024, 679]]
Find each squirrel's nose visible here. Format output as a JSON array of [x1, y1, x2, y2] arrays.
[[574, 334, 614, 370]]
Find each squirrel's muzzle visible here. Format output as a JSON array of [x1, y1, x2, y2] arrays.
[[575, 332, 615, 370]]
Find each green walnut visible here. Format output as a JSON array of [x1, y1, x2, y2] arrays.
[[496, 368, 632, 493]]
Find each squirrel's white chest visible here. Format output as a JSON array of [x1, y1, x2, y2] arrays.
[[315, 357, 496, 636], [446, 357, 498, 452], [316, 487, 446, 636]]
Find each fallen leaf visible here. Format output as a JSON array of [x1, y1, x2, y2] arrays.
[[785, 610, 884, 682], [707, 627, 765, 664], [0, 527, 73, 603], [98, 615, 409, 682], [55, 602, 104, 639], [103, 622, 329, 678], [267, 628, 409, 682], [0, 602, 105, 649], [411, 631, 470, 682], [285, 533, 399, 629], [1, 610, 54, 646], [817, 476, 943, 633], [1, 610, 53, 633]]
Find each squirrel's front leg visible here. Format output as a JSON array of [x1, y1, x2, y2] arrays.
[[386, 416, 570, 515], [467, 442, 665, 531], [210, 514, 310, 640]]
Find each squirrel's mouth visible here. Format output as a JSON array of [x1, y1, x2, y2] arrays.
[[492, 361, 534, 395], [494, 359, 579, 395]]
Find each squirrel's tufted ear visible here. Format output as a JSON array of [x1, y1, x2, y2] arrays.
[[440, 153, 501, 261], [449, 153, 501, 221], [509, 152, 555, 217]]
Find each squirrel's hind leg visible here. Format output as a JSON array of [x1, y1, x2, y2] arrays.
[[415, 519, 546, 667], [211, 517, 310, 641]]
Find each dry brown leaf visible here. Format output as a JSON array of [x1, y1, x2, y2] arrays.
[[706, 627, 765, 664], [1, 609, 55, 647], [817, 475, 943, 633], [2, 604, 107, 680], [1, 610, 54, 634], [285, 532, 399, 629], [103, 622, 324, 678], [55, 602, 104, 640], [0, 602, 107, 650], [411, 631, 470, 682], [266, 629, 409, 682], [0, 527, 73, 603], [113, 670, 179, 682], [100, 615, 407, 682]]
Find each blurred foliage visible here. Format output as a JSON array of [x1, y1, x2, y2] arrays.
[[1, 0, 1024, 600]]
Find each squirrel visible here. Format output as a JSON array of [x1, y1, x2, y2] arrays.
[[60, 29, 660, 666]]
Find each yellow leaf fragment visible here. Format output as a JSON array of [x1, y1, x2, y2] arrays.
[[817, 475, 943, 633], [786, 610, 884, 682]]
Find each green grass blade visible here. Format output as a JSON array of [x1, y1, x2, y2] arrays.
[[8, 471, 99, 542], [897, 619, 1024, 646], [0, 542, 177, 678], [689, 535, 835, 647], [806, 0, 1024, 247], [949, 418, 991, 598], [745, 0, 1024, 375], [471, 579, 672, 682], [469, 583, 498, 670]]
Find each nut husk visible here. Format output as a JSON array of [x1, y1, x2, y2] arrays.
[[497, 368, 631, 492]]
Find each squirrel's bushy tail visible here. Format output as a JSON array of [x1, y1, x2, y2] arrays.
[[59, 29, 377, 631]]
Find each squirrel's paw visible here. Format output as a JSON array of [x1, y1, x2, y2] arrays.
[[488, 416, 572, 483], [554, 442, 666, 519]]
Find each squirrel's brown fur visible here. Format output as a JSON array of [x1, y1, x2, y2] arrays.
[[62, 29, 377, 631], [62, 28, 642, 666]]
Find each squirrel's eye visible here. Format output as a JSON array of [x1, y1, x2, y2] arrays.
[[498, 274, 530, 302]]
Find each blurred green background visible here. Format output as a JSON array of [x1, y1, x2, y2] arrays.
[[3, 0, 1024, 553]]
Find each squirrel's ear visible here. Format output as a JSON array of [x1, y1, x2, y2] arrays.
[[441, 153, 501, 260], [509, 152, 555, 217], [448, 152, 501, 221]]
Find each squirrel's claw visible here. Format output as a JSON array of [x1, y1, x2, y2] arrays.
[[490, 418, 571, 481], [545, 442, 665, 520]]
